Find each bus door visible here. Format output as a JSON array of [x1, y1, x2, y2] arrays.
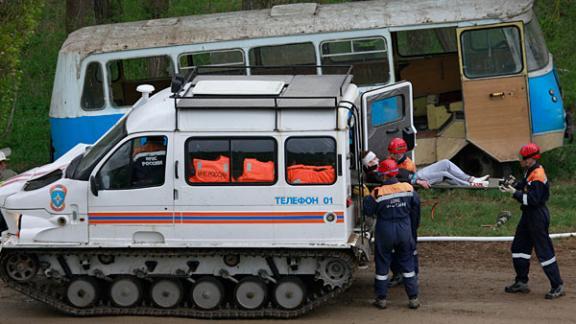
[[457, 22, 530, 162], [361, 81, 415, 159]]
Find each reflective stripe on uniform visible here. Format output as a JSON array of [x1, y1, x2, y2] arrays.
[[413, 250, 418, 256], [402, 272, 416, 278], [375, 274, 388, 281], [376, 191, 413, 203], [522, 194, 528, 206], [541, 256, 557, 267], [512, 253, 531, 259]]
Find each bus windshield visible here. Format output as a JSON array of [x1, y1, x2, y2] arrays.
[[71, 118, 127, 180], [525, 19, 550, 71]]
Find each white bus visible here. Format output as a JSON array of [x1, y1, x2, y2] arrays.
[[51, 0, 565, 174]]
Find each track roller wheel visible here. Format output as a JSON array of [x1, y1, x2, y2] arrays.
[[150, 279, 183, 309], [273, 277, 306, 310], [109, 277, 142, 307], [191, 277, 224, 310], [234, 276, 268, 310], [67, 277, 99, 308], [4, 253, 38, 282]]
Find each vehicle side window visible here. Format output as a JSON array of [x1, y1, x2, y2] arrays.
[[321, 37, 390, 86], [81, 62, 105, 110], [371, 95, 404, 127], [186, 138, 276, 185], [396, 27, 457, 56], [179, 49, 246, 75], [249, 42, 316, 75], [107, 56, 174, 107], [461, 26, 523, 79], [97, 136, 167, 190], [285, 137, 336, 185]]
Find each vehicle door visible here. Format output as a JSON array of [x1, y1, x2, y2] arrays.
[[457, 22, 530, 162], [87, 133, 175, 244], [361, 81, 416, 159]]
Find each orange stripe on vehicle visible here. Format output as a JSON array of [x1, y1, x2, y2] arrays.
[[90, 220, 173, 224]]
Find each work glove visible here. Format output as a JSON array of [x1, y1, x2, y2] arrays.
[[499, 184, 516, 194]]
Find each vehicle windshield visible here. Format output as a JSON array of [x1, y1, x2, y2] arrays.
[[72, 118, 127, 180]]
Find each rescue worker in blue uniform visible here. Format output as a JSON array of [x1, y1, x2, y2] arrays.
[[363, 158, 420, 309], [499, 143, 565, 299], [388, 167, 421, 287]]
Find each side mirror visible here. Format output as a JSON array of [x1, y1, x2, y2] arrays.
[[90, 176, 99, 197]]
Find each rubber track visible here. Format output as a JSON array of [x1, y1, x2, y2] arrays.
[[0, 248, 355, 319]]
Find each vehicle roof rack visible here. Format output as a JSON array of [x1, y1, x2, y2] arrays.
[[169, 65, 353, 131], [171, 64, 353, 98]]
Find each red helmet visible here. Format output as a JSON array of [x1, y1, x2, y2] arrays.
[[388, 137, 408, 154], [519, 143, 541, 160], [377, 158, 399, 177]]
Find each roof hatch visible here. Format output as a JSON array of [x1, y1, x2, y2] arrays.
[[191, 80, 285, 96]]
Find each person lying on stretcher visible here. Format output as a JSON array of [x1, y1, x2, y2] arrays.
[[362, 138, 489, 189]]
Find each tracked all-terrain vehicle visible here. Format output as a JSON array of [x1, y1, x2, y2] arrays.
[[0, 70, 415, 318]]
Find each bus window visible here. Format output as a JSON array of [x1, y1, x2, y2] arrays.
[[321, 37, 389, 86], [460, 26, 523, 79], [286, 137, 336, 185], [525, 20, 550, 71], [186, 138, 276, 185], [179, 49, 246, 75], [107, 55, 174, 107], [396, 27, 457, 56], [249, 42, 316, 75], [81, 62, 105, 110]]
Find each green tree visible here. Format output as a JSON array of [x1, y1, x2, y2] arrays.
[[0, 0, 44, 137]]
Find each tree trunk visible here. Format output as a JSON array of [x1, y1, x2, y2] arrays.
[[93, 0, 123, 24], [65, 0, 92, 33], [143, 0, 169, 19], [242, 0, 270, 10], [143, 0, 170, 77]]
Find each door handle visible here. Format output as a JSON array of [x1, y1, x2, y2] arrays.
[[174, 160, 179, 179], [490, 92, 505, 98]]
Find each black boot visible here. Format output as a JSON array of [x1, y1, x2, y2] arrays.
[[545, 285, 565, 299], [504, 281, 530, 293]]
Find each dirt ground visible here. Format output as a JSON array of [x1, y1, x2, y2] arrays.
[[0, 238, 575, 324]]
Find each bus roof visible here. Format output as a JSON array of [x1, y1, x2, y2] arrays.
[[62, 0, 534, 60]]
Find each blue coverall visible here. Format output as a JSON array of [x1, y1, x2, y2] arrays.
[[510, 163, 563, 288], [363, 178, 420, 300], [390, 189, 420, 275]]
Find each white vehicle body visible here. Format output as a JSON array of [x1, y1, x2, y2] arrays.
[[1, 74, 412, 250]]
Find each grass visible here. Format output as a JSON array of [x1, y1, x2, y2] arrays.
[[419, 180, 576, 236]]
